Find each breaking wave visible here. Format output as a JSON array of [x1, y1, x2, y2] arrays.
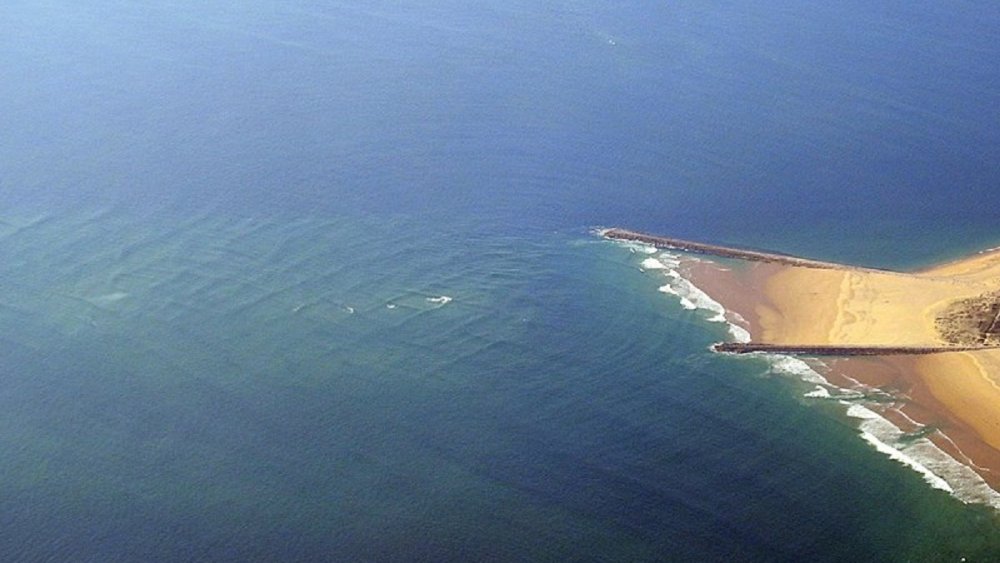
[[761, 348, 1000, 509], [617, 240, 751, 343], [848, 404, 1000, 508]]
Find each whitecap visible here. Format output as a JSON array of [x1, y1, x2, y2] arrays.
[[657, 253, 682, 268], [657, 285, 679, 296], [652, 262, 747, 341], [845, 404, 879, 420], [610, 239, 657, 254], [641, 257, 667, 270], [659, 271, 727, 323], [849, 404, 953, 492], [859, 430, 953, 492], [427, 295, 452, 305], [728, 323, 752, 343], [768, 355, 828, 385], [804, 385, 832, 399]]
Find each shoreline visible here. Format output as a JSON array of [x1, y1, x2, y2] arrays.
[[606, 229, 1000, 509]]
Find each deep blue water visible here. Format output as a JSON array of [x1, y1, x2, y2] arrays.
[[2, 2, 1000, 560]]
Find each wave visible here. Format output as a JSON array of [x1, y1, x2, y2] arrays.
[[766, 355, 828, 385], [847, 404, 953, 492], [641, 257, 668, 270], [759, 330, 1000, 508], [642, 249, 749, 342], [804, 385, 831, 399], [761, 347, 1000, 508], [608, 236, 750, 342], [849, 404, 1000, 507], [759, 345, 1000, 507]]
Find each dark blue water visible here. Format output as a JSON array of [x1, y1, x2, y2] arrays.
[[2, 2, 1000, 560]]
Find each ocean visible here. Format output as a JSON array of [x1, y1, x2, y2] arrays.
[[2, 1, 1000, 560]]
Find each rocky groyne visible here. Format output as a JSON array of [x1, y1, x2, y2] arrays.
[[601, 228, 891, 273], [713, 343, 996, 356]]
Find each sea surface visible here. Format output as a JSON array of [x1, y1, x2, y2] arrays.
[[2, 2, 1000, 560]]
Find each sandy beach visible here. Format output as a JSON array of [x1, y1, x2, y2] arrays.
[[677, 241, 1000, 499]]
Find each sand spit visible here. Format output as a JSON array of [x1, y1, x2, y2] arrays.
[[604, 227, 1000, 508]]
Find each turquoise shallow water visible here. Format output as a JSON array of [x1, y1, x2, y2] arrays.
[[0, 209, 998, 560], [2, 1, 1000, 560]]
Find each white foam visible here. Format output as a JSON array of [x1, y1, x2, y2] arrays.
[[767, 355, 829, 385], [616, 241, 657, 255], [427, 295, 452, 305], [861, 431, 953, 492], [647, 256, 748, 342], [641, 257, 667, 270], [845, 404, 1000, 507], [657, 252, 682, 268], [845, 404, 878, 420], [672, 274, 726, 322], [657, 285, 679, 296], [804, 385, 831, 399], [386, 303, 397, 309], [765, 360, 1000, 507], [600, 230, 658, 256], [728, 324, 751, 343], [847, 404, 952, 492], [738, 342, 1000, 505]]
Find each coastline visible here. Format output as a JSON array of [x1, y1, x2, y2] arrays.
[[607, 229, 1000, 508]]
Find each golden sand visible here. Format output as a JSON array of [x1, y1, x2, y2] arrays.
[[740, 248, 1000, 480], [917, 351, 1000, 453]]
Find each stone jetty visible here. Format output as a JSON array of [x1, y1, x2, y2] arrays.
[[601, 228, 891, 273]]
